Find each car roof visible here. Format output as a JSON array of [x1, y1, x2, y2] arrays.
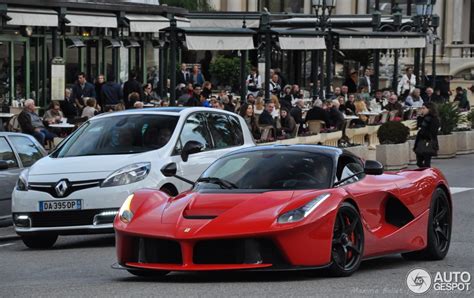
[[90, 107, 239, 121], [227, 144, 344, 160]]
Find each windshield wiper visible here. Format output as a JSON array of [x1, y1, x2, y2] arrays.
[[196, 177, 238, 189]]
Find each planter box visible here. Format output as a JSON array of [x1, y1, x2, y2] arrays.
[[436, 134, 457, 159], [454, 130, 474, 155], [345, 127, 368, 146], [408, 139, 417, 165], [298, 134, 321, 145], [257, 141, 277, 146], [344, 145, 369, 160], [366, 125, 380, 149], [320, 131, 343, 147], [278, 137, 299, 145], [376, 142, 409, 170]]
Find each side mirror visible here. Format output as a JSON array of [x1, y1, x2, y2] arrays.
[[364, 160, 384, 175], [0, 160, 8, 170], [181, 140, 204, 162], [161, 162, 177, 177]]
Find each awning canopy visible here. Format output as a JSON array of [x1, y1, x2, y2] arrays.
[[163, 27, 255, 51], [7, 7, 58, 27], [190, 18, 259, 28], [175, 16, 191, 28], [66, 11, 117, 28], [279, 36, 326, 50], [337, 31, 426, 49], [126, 14, 169, 32]]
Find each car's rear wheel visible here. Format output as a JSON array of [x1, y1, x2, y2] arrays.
[[127, 269, 169, 278], [328, 202, 364, 277], [21, 234, 58, 249], [402, 188, 451, 260]]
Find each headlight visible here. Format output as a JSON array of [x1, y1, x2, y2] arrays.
[[118, 194, 134, 223], [101, 163, 151, 188], [16, 169, 29, 191], [277, 193, 330, 224]]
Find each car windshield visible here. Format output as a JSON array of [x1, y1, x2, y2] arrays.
[[198, 150, 334, 190], [52, 114, 178, 158]]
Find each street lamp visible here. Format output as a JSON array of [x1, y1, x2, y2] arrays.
[[311, 0, 336, 99], [415, 0, 438, 88]]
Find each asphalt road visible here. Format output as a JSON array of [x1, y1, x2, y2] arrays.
[[1, 155, 473, 297]]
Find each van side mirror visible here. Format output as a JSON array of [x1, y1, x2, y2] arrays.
[[161, 162, 177, 177], [0, 160, 8, 170], [364, 160, 384, 175], [181, 140, 204, 162]]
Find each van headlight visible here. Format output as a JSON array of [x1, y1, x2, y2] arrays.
[[101, 163, 151, 188], [277, 193, 330, 224], [16, 169, 29, 191], [118, 194, 134, 223]]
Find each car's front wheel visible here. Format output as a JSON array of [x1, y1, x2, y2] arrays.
[[328, 202, 364, 277], [21, 234, 58, 249]]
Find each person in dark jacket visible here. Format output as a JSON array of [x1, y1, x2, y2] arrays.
[[94, 74, 105, 108], [60, 88, 78, 118], [123, 71, 143, 108], [414, 102, 440, 168], [239, 103, 261, 140], [280, 85, 293, 112], [101, 74, 123, 107], [18, 99, 56, 145], [259, 102, 276, 126], [328, 99, 345, 130], [279, 108, 297, 138], [290, 99, 305, 134], [72, 72, 96, 110], [305, 99, 331, 125], [343, 70, 359, 94]]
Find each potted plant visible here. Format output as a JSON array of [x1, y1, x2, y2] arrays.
[[437, 103, 460, 158], [454, 109, 474, 154], [376, 121, 410, 170], [210, 55, 250, 90]]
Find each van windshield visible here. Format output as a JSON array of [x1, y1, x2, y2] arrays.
[[52, 114, 179, 158]]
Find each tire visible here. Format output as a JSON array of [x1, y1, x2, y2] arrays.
[[21, 234, 58, 249], [127, 269, 169, 278], [402, 188, 451, 261], [327, 202, 364, 277]]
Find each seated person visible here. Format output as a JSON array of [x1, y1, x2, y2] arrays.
[[384, 94, 403, 118], [18, 99, 56, 145], [133, 101, 144, 109], [278, 108, 297, 138], [290, 99, 305, 134], [259, 102, 276, 127], [306, 99, 330, 124], [43, 101, 64, 124], [328, 99, 344, 130], [110, 127, 134, 149], [81, 98, 100, 119]]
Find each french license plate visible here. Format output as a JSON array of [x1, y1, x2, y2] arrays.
[[39, 200, 82, 212]]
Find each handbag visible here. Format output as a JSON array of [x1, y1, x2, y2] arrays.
[[415, 139, 436, 156]]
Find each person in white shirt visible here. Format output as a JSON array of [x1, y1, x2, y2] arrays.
[[405, 88, 424, 108], [397, 67, 416, 96], [81, 98, 99, 119], [246, 67, 262, 97], [269, 74, 281, 97], [358, 68, 372, 94]]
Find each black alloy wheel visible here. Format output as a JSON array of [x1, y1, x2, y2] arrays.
[[402, 188, 451, 260], [328, 202, 364, 277]]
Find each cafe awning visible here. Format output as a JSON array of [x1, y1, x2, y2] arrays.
[[7, 7, 58, 27], [279, 36, 326, 50], [126, 14, 169, 32], [190, 18, 259, 28], [179, 28, 256, 51], [66, 11, 117, 28], [336, 30, 426, 50]]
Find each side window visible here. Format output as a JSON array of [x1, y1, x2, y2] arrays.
[[228, 115, 244, 146], [206, 113, 241, 149], [175, 113, 212, 153], [9, 136, 44, 167], [336, 155, 365, 185], [0, 137, 19, 168]]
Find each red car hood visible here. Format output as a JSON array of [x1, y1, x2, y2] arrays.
[[128, 190, 317, 239]]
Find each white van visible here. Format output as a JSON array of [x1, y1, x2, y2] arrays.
[[12, 107, 255, 248]]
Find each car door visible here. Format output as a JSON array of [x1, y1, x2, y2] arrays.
[[0, 137, 21, 221], [206, 112, 245, 157], [171, 112, 216, 183]]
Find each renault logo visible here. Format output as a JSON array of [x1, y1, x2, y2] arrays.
[[55, 180, 69, 197]]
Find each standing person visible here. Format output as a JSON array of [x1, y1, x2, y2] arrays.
[[438, 76, 452, 102], [72, 72, 96, 111], [142, 83, 155, 103], [414, 102, 440, 168], [246, 67, 262, 97], [190, 65, 205, 86], [343, 70, 358, 94], [101, 74, 123, 110], [123, 71, 143, 109], [358, 67, 372, 95], [94, 74, 105, 109], [397, 67, 416, 96], [269, 74, 281, 98], [177, 63, 190, 85]]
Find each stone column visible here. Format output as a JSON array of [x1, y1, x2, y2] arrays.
[[209, 0, 221, 11], [247, 0, 258, 12], [227, 0, 243, 11], [452, 0, 463, 43], [336, 0, 352, 15], [357, 0, 367, 14]]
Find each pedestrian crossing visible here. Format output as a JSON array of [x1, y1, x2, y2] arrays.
[[450, 187, 474, 195]]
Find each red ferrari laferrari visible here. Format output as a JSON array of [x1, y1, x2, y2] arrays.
[[113, 145, 452, 277]]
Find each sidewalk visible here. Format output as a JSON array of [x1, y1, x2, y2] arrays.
[[0, 225, 19, 241]]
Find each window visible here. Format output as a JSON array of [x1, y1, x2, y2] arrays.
[[53, 114, 179, 158], [229, 115, 244, 145], [175, 113, 212, 153], [0, 137, 18, 168], [206, 113, 243, 149], [9, 136, 43, 167], [367, 0, 415, 15], [336, 155, 365, 186], [259, 0, 304, 13]]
